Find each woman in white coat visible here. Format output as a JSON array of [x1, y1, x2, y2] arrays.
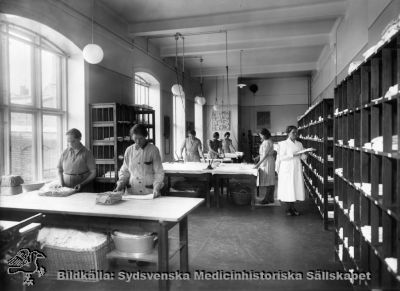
[[276, 125, 307, 216]]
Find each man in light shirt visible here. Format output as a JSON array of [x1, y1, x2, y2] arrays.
[[114, 124, 164, 197]]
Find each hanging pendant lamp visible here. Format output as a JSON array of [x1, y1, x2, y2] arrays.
[[213, 76, 219, 111], [83, 0, 104, 64], [171, 33, 185, 96], [195, 57, 206, 105], [237, 50, 246, 88]]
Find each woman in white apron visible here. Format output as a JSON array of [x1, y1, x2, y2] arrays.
[[253, 128, 276, 204], [276, 126, 307, 216]]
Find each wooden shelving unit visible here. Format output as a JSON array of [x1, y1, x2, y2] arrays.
[[333, 32, 400, 290], [298, 99, 334, 230], [90, 103, 155, 192]]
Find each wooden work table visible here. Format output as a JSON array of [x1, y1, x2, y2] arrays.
[[212, 163, 258, 208], [163, 162, 214, 207], [0, 192, 204, 291], [163, 162, 258, 208]]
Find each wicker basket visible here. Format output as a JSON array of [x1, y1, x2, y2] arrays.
[[42, 238, 110, 281], [230, 183, 252, 206]]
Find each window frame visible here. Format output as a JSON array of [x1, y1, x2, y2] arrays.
[[0, 21, 67, 181], [173, 94, 186, 157], [134, 74, 150, 105]]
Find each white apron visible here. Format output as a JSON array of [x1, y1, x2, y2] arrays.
[[276, 138, 306, 202]]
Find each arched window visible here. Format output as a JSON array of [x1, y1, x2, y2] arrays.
[[134, 72, 162, 155], [1, 19, 67, 182]]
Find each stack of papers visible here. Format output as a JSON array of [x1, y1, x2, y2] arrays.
[[123, 193, 154, 200]]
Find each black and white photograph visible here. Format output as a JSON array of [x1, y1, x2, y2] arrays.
[[0, 0, 399, 290]]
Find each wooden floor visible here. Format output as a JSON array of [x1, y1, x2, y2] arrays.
[[5, 197, 352, 291]]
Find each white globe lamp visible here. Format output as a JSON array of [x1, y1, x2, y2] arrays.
[[83, 44, 104, 64]]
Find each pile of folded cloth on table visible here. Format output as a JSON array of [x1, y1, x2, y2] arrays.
[[96, 191, 123, 205], [0, 175, 24, 195], [38, 181, 75, 197]]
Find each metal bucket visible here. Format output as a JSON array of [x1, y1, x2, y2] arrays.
[[111, 230, 157, 254]]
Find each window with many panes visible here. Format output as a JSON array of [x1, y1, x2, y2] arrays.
[[134, 75, 150, 105], [173, 94, 185, 157], [195, 103, 203, 145], [0, 22, 67, 182]]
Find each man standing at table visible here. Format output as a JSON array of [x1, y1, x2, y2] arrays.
[[114, 124, 164, 197]]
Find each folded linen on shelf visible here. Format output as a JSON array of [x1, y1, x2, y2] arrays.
[[381, 16, 400, 42], [370, 135, 398, 152], [335, 168, 343, 176], [348, 61, 362, 75], [360, 183, 383, 196], [360, 225, 383, 243], [349, 204, 354, 221], [363, 41, 385, 60], [385, 257, 398, 274], [338, 244, 343, 261], [103, 171, 116, 178], [384, 84, 399, 98], [348, 246, 354, 258]]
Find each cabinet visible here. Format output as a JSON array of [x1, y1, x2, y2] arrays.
[[90, 103, 155, 192], [333, 33, 400, 290], [298, 99, 334, 230]]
